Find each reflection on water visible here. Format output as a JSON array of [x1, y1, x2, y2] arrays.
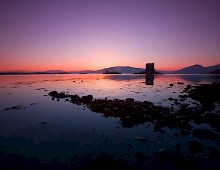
[[0, 74, 220, 166], [145, 74, 154, 85]]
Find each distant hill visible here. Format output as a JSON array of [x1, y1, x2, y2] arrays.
[[44, 70, 68, 74], [0, 70, 68, 75], [174, 64, 205, 74], [92, 66, 145, 74], [209, 69, 220, 74], [69, 70, 94, 74], [160, 64, 220, 74]]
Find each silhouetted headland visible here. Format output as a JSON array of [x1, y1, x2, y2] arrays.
[[209, 69, 220, 74], [103, 71, 121, 74], [1, 64, 219, 75]]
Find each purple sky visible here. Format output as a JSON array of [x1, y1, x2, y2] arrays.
[[0, 0, 220, 71]]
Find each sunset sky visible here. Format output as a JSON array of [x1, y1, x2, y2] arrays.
[[0, 0, 219, 72]]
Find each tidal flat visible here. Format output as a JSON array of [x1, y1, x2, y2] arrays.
[[0, 74, 220, 169]]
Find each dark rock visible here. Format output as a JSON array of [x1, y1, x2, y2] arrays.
[[49, 91, 58, 96], [82, 95, 93, 104], [206, 113, 220, 130], [186, 85, 191, 89], [2, 105, 26, 111], [168, 97, 175, 101], [88, 153, 136, 170], [157, 149, 171, 162], [127, 143, 133, 149], [192, 129, 218, 140], [134, 152, 145, 162], [188, 140, 203, 152], [175, 144, 181, 151], [49, 91, 66, 98], [143, 101, 153, 107], [136, 137, 147, 142], [179, 94, 188, 98], [184, 83, 220, 110], [181, 129, 190, 136], [71, 94, 81, 103], [125, 98, 134, 103], [177, 82, 184, 85], [174, 101, 179, 105]]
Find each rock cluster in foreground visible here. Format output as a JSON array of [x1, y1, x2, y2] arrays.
[[48, 83, 220, 140]]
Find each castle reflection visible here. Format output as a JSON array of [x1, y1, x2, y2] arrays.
[[145, 74, 154, 85]]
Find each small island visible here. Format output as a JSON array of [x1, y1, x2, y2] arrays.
[[103, 72, 121, 74], [103, 70, 121, 74], [134, 71, 161, 74]]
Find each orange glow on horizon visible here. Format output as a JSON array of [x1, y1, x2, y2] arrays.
[[0, 54, 218, 72], [0, 63, 192, 72]]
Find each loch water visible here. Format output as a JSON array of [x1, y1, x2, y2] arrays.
[[0, 74, 220, 168]]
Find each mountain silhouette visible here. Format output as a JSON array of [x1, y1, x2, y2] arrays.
[[92, 66, 145, 74], [0, 64, 220, 75], [160, 64, 220, 74]]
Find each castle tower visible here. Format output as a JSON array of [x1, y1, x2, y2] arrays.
[[146, 63, 154, 74], [145, 63, 154, 85]]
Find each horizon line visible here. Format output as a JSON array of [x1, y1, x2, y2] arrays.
[[0, 63, 219, 73]]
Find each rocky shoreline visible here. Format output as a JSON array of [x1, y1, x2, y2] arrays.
[[46, 83, 220, 169], [0, 82, 220, 169], [48, 83, 220, 134]]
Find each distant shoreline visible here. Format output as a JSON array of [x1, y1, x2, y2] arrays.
[[1, 73, 220, 75], [1, 64, 219, 75]]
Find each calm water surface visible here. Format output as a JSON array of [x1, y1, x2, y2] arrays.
[[0, 74, 219, 162]]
